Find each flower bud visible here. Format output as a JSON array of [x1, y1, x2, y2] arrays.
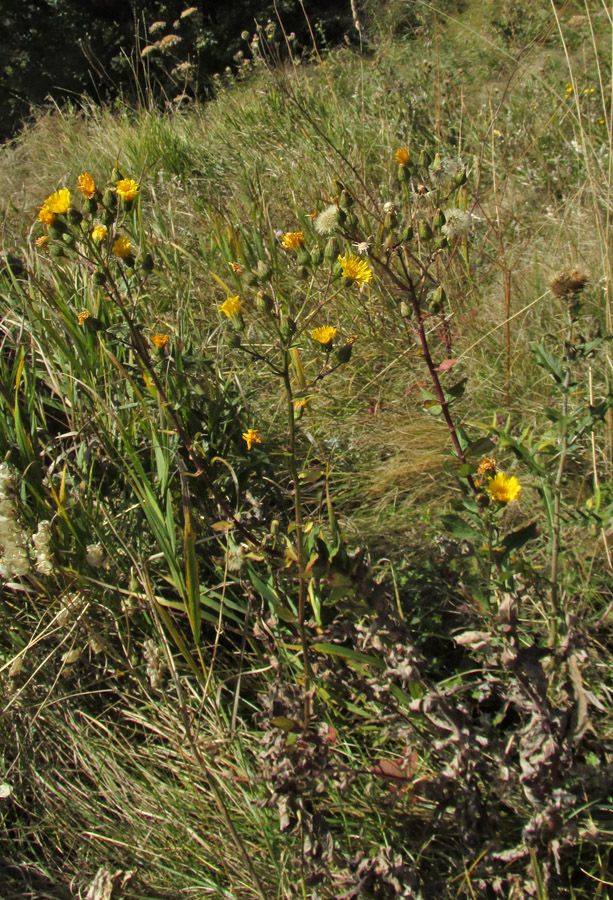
[[62, 232, 76, 247], [297, 265, 310, 280], [476, 492, 490, 508], [48, 222, 65, 239], [399, 301, 411, 318], [435, 236, 448, 250], [433, 208, 446, 228], [336, 341, 354, 363], [397, 164, 408, 182], [401, 225, 414, 242], [102, 208, 115, 227], [103, 188, 117, 210], [419, 220, 433, 241], [280, 317, 296, 342], [296, 245, 311, 266], [310, 247, 323, 266], [339, 189, 353, 210], [141, 253, 154, 273], [241, 30, 250, 41], [93, 269, 106, 285], [455, 167, 467, 186], [111, 166, 123, 183], [67, 208, 83, 226], [384, 211, 398, 230], [345, 212, 358, 229], [255, 291, 273, 314], [84, 198, 98, 216], [256, 259, 272, 281], [324, 237, 339, 261]]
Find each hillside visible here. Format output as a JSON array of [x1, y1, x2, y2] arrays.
[[0, 2, 612, 898]]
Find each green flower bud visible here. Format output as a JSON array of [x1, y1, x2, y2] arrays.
[[280, 316, 296, 342], [256, 259, 272, 281], [433, 208, 446, 229], [431, 285, 446, 306], [345, 212, 358, 229], [429, 299, 441, 314], [399, 301, 411, 318], [384, 212, 398, 230], [111, 166, 123, 183], [324, 237, 339, 261], [337, 341, 354, 363], [476, 492, 490, 508], [48, 222, 65, 239], [401, 225, 414, 242], [310, 247, 323, 267], [102, 208, 115, 227], [62, 232, 76, 247], [296, 245, 311, 266], [141, 253, 154, 273], [339, 189, 353, 210], [241, 30, 250, 41], [67, 208, 83, 226], [455, 167, 467, 186], [93, 269, 106, 285], [383, 233, 397, 251], [419, 221, 433, 241], [102, 188, 117, 210], [255, 291, 274, 314], [435, 236, 448, 250], [397, 164, 408, 182], [297, 265, 310, 280]]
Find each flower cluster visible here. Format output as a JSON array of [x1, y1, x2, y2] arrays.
[[0, 464, 30, 579], [33, 520, 54, 576]]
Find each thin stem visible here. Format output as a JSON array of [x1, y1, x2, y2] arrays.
[[282, 353, 311, 728]]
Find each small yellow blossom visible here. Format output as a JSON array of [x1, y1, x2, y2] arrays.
[[116, 179, 139, 202], [35, 235, 49, 248], [91, 225, 108, 242], [281, 231, 305, 250], [43, 189, 71, 214], [395, 147, 410, 166], [219, 295, 243, 317], [77, 172, 96, 199], [486, 472, 522, 504], [293, 397, 308, 410], [228, 261, 245, 274], [311, 325, 337, 345], [76, 311, 91, 326], [151, 334, 169, 348], [38, 206, 56, 226], [242, 428, 262, 450], [338, 252, 373, 286], [565, 83, 573, 95], [112, 236, 133, 259]]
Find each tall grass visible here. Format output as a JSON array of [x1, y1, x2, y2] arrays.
[[0, 2, 612, 898]]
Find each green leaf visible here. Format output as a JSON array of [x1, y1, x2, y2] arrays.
[[530, 342, 565, 384], [184, 515, 201, 645], [313, 643, 386, 670], [500, 520, 539, 555], [440, 513, 482, 541]]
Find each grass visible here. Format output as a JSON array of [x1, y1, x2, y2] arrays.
[[0, 1, 612, 898]]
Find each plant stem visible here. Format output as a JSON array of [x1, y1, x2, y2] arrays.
[[282, 353, 311, 728]]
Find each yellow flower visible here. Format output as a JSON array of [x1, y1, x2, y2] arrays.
[[565, 83, 573, 95], [228, 261, 245, 274], [91, 225, 108, 242], [43, 189, 71, 214], [395, 147, 410, 166], [76, 311, 90, 326], [486, 472, 522, 504], [311, 325, 337, 345], [338, 253, 373, 286], [281, 231, 305, 250], [116, 178, 139, 202], [77, 172, 96, 199], [242, 428, 262, 450], [151, 333, 169, 348], [112, 236, 133, 259], [38, 206, 56, 226], [35, 235, 49, 248], [219, 295, 243, 317]]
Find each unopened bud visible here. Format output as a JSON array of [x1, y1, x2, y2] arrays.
[[337, 342, 354, 363], [433, 208, 446, 228], [324, 237, 339, 261], [255, 291, 274, 313], [310, 247, 323, 266], [384, 211, 398, 230], [142, 253, 154, 273], [84, 198, 98, 216], [93, 269, 106, 285], [67, 208, 83, 226], [102, 188, 117, 210], [455, 167, 467, 186], [345, 212, 358, 228], [419, 221, 433, 241], [62, 232, 76, 247], [339, 189, 353, 210], [296, 245, 311, 266], [401, 225, 414, 242], [399, 301, 411, 318], [256, 259, 272, 281]]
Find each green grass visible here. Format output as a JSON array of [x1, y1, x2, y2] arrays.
[[0, 2, 612, 898]]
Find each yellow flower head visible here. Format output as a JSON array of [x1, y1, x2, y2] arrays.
[[76, 311, 91, 326], [486, 472, 522, 504], [35, 235, 49, 248], [281, 231, 305, 250], [338, 253, 373, 286], [116, 178, 139, 202], [38, 206, 56, 226], [228, 261, 245, 274], [151, 333, 169, 348], [112, 236, 133, 259], [77, 172, 96, 199], [91, 225, 108, 242], [43, 189, 71, 214], [311, 325, 337, 345], [242, 428, 262, 450], [219, 295, 243, 317], [395, 147, 410, 166]]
